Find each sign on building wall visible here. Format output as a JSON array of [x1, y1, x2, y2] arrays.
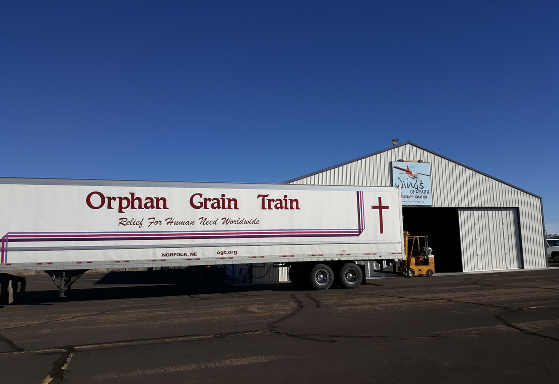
[[391, 161, 432, 206]]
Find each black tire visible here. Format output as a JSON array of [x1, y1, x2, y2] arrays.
[[552, 253, 559, 263], [309, 264, 334, 290], [405, 268, 415, 278], [339, 263, 363, 289], [426, 269, 433, 277]]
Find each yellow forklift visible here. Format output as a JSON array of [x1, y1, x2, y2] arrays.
[[399, 231, 435, 277]]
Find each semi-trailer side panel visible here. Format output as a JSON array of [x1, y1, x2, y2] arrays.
[[0, 178, 403, 295]]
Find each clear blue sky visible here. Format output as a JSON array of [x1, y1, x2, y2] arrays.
[[1, 1, 558, 233]]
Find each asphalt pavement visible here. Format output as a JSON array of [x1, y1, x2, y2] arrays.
[[1, 267, 558, 384]]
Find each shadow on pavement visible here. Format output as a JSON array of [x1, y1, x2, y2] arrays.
[[14, 269, 297, 305]]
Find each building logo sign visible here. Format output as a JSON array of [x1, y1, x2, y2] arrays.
[[391, 161, 432, 206]]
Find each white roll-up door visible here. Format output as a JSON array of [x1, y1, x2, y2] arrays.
[[459, 209, 522, 272]]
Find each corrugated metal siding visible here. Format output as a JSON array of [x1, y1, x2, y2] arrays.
[[458, 209, 522, 272], [290, 143, 546, 270], [506, 209, 523, 269], [459, 210, 477, 272]]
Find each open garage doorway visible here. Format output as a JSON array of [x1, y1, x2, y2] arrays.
[[402, 207, 462, 273]]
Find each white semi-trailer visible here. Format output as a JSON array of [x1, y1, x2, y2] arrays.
[[0, 178, 404, 297]]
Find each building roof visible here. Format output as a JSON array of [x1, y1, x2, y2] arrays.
[[285, 141, 541, 199]]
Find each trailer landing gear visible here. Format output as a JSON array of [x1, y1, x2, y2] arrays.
[[46, 270, 88, 298]]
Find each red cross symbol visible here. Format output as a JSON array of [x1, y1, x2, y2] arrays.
[[371, 197, 390, 234]]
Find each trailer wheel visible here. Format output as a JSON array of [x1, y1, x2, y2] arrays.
[[339, 263, 362, 289], [310, 264, 334, 290], [426, 269, 433, 277]]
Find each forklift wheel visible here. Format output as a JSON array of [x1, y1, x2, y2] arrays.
[[426, 269, 433, 277], [405, 269, 414, 278]]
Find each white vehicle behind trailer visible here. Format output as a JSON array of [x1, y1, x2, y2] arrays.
[[0, 178, 403, 298], [546, 239, 559, 262]]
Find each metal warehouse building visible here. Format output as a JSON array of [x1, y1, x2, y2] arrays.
[[286, 142, 547, 273]]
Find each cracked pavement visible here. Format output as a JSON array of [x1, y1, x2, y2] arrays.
[[0, 268, 558, 383]]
